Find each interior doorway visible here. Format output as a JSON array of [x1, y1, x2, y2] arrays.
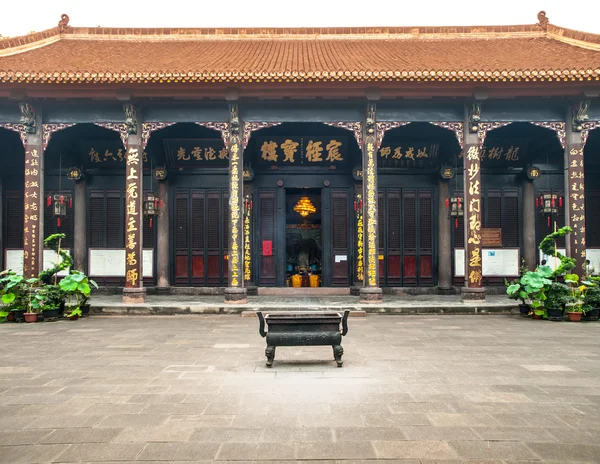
[[285, 188, 322, 287]]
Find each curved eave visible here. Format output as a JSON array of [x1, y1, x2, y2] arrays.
[[1, 69, 599, 84]]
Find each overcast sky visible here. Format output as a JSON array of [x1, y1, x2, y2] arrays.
[[1, 0, 599, 37]]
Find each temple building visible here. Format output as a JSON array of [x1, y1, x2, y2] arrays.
[[0, 12, 599, 303]]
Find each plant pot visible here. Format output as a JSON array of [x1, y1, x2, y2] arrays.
[[42, 308, 61, 321], [546, 307, 564, 322], [80, 304, 90, 317], [24, 312, 39, 323], [67, 314, 79, 321], [6, 311, 15, 322], [11, 309, 26, 323], [532, 313, 543, 320], [519, 304, 530, 316], [567, 312, 582, 322], [582, 307, 600, 321]]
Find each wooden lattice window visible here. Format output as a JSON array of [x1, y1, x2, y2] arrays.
[[332, 193, 348, 250], [5, 191, 23, 249], [587, 190, 600, 247]]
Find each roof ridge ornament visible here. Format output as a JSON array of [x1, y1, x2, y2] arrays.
[[572, 101, 590, 132], [58, 14, 70, 33], [537, 11, 549, 32]]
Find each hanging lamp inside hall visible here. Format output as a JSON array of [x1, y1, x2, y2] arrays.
[[294, 196, 317, 218]]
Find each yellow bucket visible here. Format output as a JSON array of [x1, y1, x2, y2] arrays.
[[291, 275, 302, 288], [309, 274, 320, 287]]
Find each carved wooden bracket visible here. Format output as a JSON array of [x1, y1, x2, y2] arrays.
[[430, 122, 464, 148], [195, 122, 230, 146], [242, 122, 281, 150], [93, 122, 129, 150], [323, 122, 362, 147], [141, 122, 176, 150], [582, 121, 600, 146], [42, 123, 76, 152], [0, 123, 27, 146], [375, 122, 410, 150], [530, 122, 566, 149]]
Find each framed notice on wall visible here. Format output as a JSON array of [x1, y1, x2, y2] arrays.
[[88, 249, 153, 277], [4, 249, 71, 276], [455, 248, 519, 277]]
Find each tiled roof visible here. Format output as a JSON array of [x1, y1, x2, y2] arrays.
[[0, 17, 599, 84]]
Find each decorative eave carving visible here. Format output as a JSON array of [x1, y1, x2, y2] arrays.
[[468, 103, 481, 133], [530, 121, 566, 149], [93, 122, 129, 150], [582, 121, 600, 146], [375, 121, 410, 150], [430, 122, 464, 148], [242, 122, 281, 150], [42, 123, 76, 152], [195, 122, 229, 146], [323, 122, 362, 147], [572, 101, 590, 132], [141, 122, 176, 149], [123, 104, 137, 135], [19, 103, 37, 134], [0, 123, 27, 146], [476, 122, 510, 148], [537, 11, 549, 32]]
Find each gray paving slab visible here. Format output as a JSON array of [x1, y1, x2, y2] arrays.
[[1, 314, 600, 463]]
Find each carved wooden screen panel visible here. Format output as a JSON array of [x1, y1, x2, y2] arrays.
[[174, 191, 190, 284], [587, 190, 600, 247], [207, 191, 221, 286], [258, 189, 276, 286], [89, 192, 106, 248], [5, 191, 23, 249], [503, 189, 519, 248], [419, 190, 434, 285], [106, 192, 124, 248], [44, 190, 74, 249], [386, 189, 402, 286], [190, 190, 205, 285], [332, 189, 349, 286], [402, 190, 418, 285]]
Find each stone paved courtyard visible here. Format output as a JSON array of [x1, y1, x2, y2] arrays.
[[1, 314, 600, 463]]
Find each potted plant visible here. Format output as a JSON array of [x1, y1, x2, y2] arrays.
[[59, 270, 97, 319], [544, 282, 570, 321], [583, 276, 600, 321], [508, 265, 553, 319], [506, 260, 531, 316], [564, 274, 593, 322], [0, 272, 38, 323], [31, 284, 64, 322]]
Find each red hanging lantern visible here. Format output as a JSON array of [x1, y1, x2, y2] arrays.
[[149, 217, 153, 228], [59, 195, 64, 204], [457, 197, 461, 208], [353, 201, 357, 212], [445, 197, 449, 209], [535, 197, 539, 207], [559, 197, 563, 207], [57, 217, 61, 228], [455, 218, 459, 229], [548, 216, 551, 227], [551, 197, 555, 207], [47, 196, 52, 207], [68, 197, 72, 208]]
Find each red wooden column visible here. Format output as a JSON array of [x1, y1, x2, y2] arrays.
[[224, 104, 247, 303], [122, 105, 146, 304], [21, 104, 43, 278], [359, 103, 383, 303], [461, 104, 485, 300]]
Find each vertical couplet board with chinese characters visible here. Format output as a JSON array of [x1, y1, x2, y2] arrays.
[[463, 144, 483, 288], [568, 144, 586, 274], [229, 107, 244, 289], [23, 146, 42, 277], [124, 146, 143, 289], [363, 106, 379, 288]]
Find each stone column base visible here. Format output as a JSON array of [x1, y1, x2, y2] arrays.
[[359, 287, 383, 303], [155, 286, 170, 296], [224, 287, 248, 304], [437, 286, 455, 296], [122, 287, 147, 304], [461, 286, 486, 301]]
